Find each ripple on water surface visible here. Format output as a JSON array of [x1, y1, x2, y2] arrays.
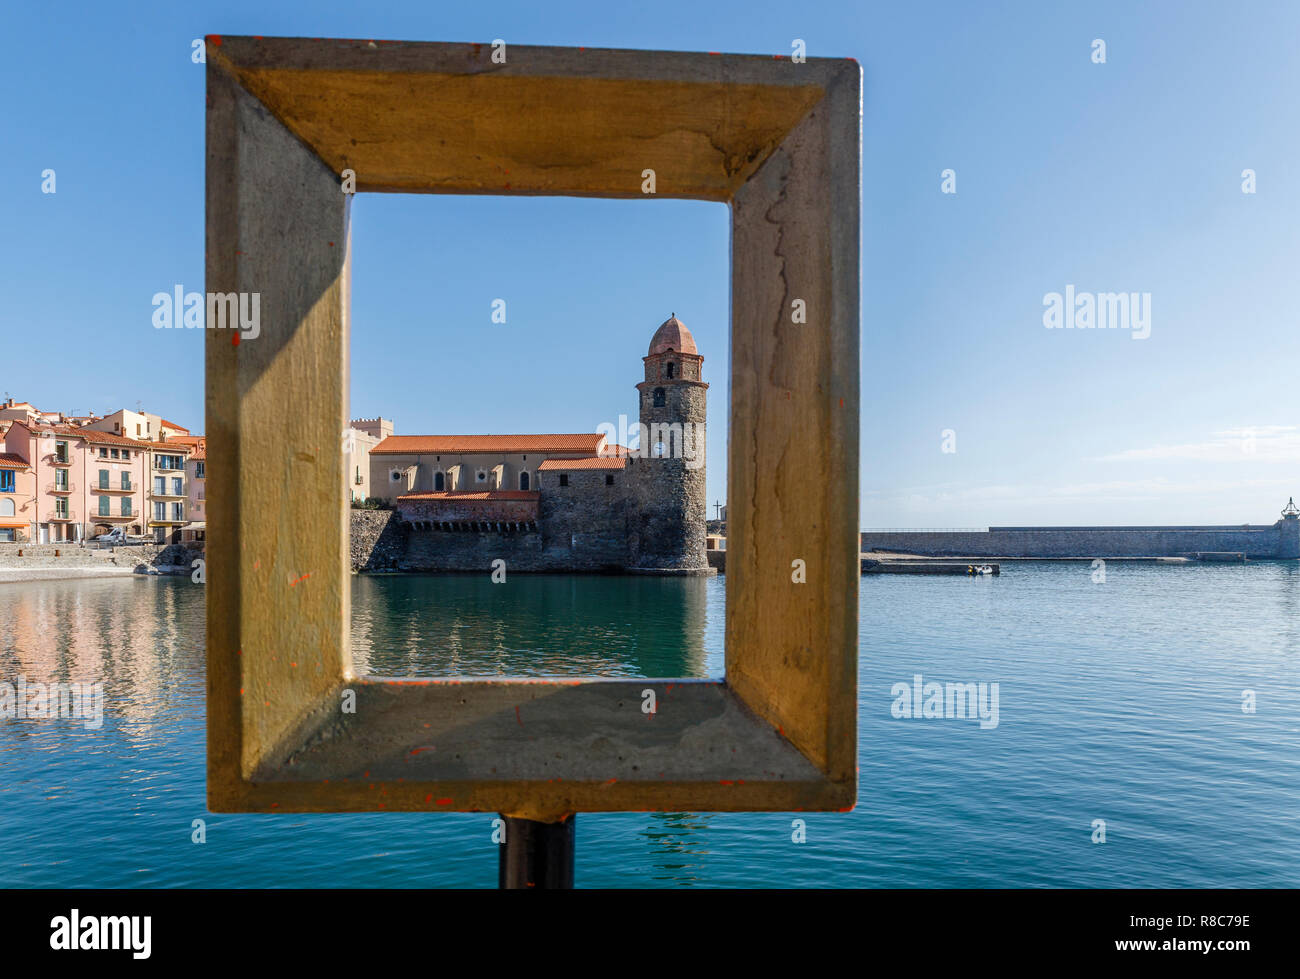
[[1, 564, 1297, 886]]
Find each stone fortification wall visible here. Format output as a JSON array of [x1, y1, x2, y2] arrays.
[[861, 524, 1289, 559]]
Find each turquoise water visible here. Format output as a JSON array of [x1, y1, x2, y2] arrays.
[[2, 565, 1298, 887]]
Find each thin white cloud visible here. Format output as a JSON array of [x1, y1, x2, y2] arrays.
[[1092, 426, 1300, 463]]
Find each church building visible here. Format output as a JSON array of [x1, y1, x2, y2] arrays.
[[364, 315, 710, 574]]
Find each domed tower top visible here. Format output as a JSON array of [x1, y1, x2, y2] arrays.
[[640, 313, 706, 388], [648, 314, 699, 356]]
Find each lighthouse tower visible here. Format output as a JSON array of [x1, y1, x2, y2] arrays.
[[1279, 497, 1300, 558], [628, 314, 709, 573]]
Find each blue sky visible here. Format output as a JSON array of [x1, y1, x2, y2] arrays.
[[3, 0, 1298, 526]]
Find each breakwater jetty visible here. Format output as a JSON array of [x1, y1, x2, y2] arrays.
[[861, 499, 1300, 561], [862, 558, 1000, 575]]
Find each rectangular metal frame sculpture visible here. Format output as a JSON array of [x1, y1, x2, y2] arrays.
[[206, 36, 860, 821]]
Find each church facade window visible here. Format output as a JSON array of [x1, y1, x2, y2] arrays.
[[653, 387, 666, 407], [519, 471, 530, 491], [434, 471, 445, 491], [666, 362, 675, 378]]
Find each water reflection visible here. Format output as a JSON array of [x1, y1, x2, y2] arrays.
[[1269, 561, 1300, 656], [639, 811, 715, 885], [351, 574, 718, 678], [0, 577, 204, 742]]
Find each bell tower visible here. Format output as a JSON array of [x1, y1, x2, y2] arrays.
[[628, 314, 709, 572]]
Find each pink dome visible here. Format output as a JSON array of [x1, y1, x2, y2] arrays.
[[648, 314, 698, 356]]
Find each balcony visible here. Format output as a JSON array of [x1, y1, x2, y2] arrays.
[[44, 454, 73, 467], [48, 510, 77, 522], [95, 482, 134, 493], [152, 490, 187, 500], [154, 462, 184, 472], [91, 512, 136, 522], [46, 482, 76, 495]]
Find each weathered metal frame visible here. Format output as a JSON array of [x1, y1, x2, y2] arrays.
[[205, 36, 860, 821]]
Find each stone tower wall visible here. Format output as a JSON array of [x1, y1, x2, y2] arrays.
[[630, 371, 708, 572], [1278, 517, 1300, 558]]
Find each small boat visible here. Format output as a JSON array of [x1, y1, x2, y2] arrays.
[[966, 564, 994, 576]]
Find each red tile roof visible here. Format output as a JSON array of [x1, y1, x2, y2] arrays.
[[373, 434, 605, 456], [537, 457, 626, 471], [397, 491, 540, 501], [166, 435, 206, 460], [0, 452, 29, 470], [84, 430, 162, 450], [159, 419, 190, 433], [38, 425, 155, 450]]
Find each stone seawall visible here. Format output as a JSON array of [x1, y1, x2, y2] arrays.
[[352, 507, 638, 573], [861, 523, 1294, 559], [403, 530, 541, 571], [402, 529, 637, 572], [0, 540, 203, 582], [350, 510, 407, 571]]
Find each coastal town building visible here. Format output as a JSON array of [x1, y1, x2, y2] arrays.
[[82, 408, 190, 444], [0, 420, 152, 542], [0, 449, 32, 543], [0, 398, 196, 544], [345, 417, 390, 503], [5, 314, 707, 557], [355, 315, 710, 574], [144, 442, 191, 543], [166, 435, 207, 542], [0, 399, 62, 433]]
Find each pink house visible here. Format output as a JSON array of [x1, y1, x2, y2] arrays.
[[1, 421, 151, 543], [165, 434, 206, 541], [0, 449, 33, 542]]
